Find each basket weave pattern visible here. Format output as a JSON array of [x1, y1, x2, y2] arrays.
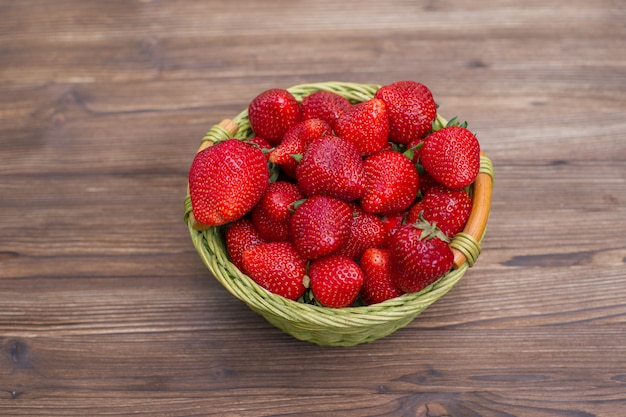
[[184, 82, 494, 346]]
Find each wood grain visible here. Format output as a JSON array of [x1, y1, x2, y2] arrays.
[[1, 0, 625, 415]]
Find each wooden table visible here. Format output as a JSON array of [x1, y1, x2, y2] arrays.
[[1, 1, 625, 415]]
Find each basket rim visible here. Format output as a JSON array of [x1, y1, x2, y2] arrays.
[[184, 81, 493, 327]]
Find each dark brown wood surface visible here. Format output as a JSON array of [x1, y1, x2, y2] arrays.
[[1, 1, 625, 416]]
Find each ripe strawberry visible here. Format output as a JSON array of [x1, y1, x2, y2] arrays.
[[417, 169, 438, 196], [246, 136, 273, 158], [289, 195, 352, 259], [336, 210, 386, 260], [420, 126, 480, 189], [380, 211, 406, 246], [309, 255, 364, 308], [334, 98, 389, 156], [242, 242, 307, 300], [360, 150, 420, 215], [374, 80, 437, 144], [388, 221, 454, 293], [225, 218, 265, 272], [268, 118, 332, 178], [248, 88, 302, 145], [295, 135, 366, 202], [301, 90, 352, 129], [257, 181, 304, 223], [360, 248, 405, 305], [406, 186, 472, 238], [189, 139, 269, 226], [251, 203, 292, 242]]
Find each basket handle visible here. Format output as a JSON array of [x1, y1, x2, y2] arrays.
[[450, 153, 494, 269]]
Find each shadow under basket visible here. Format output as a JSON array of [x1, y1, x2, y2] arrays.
[[184, 81, 494, 347]]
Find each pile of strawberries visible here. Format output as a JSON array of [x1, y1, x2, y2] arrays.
[[188, 81, 481, 308]]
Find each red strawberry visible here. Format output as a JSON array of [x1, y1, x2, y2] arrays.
[[334, 98, 389, 156], [257, 181, 304, 223], [309, 255, 364, 308], [380, 211, 406, 246], [189, 139, 269, 226], [268, 118, 332, 178], [336, 210, 386, 260], [360, 150, 420, 215], [295, 135, 366, 202], [388, 221, 454, 293], [225, 218, 265, 272], [246, 136, 273, 158], [242, 242, 307, 300], [251, 203, 292, 242], [248, 88, 302, 145], [289, 195, 352, 259], [406, 186, 472, 238], [301, 90, 352, 129], [360, 248, 405, 305], [420, 126, 480, 189], [374, 80, 437, 144], [405, 137, 424, 164], [417, 169, 438, 196]]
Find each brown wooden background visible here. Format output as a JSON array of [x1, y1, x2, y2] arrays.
[[1, 1, 625, 416]]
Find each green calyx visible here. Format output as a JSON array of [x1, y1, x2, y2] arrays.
[[411, 217, 450, 243]]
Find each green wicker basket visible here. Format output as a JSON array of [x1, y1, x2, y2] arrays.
[[184, 81, 494, 347]]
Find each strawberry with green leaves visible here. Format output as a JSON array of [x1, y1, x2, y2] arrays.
[[407, 186, 472, 238], [389, 220, 454, 293], [334, 98, 389, 156], [189, 139, 269, 227], [374, 80, 437, 144], [289, 195, 352, 260], [256, 181, 304, 224], [242, 242, 308, 301], [360, 248, 405, 305], [248, 88, 302, 145], [296, 135, 366, 202], [420, 126, 480, 189], [360, 150, 419, 215], [268, 118, 332, 178], [309, 254, 364, 308]]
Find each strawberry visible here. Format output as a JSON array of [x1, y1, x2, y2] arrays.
[[248, 88, 302, 145], [420, 126, 480, 189], [295, 135, 366, 202], [360, 248, 405, 305], [256, 181, 304, 223], [406, 186, 472, 238], [417, 169, 438, 196], [336, 210, 386, 260], [388, 221, 454, 293], [289, 195, 352, 259], [380, 211, 406, 246], [360, 150, 420, 215], [374, 80, 437, 144], [268, 118, 332, 178], [334, 98, 389, 156], [242, 242, 307, 300], [189, 139, 269, 226], [246, 136, 273, 158], [309, 255, 364, 308], [301, 90, 352, 129], [251, 203, 292, 242], [225, 218, 265, 272]]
